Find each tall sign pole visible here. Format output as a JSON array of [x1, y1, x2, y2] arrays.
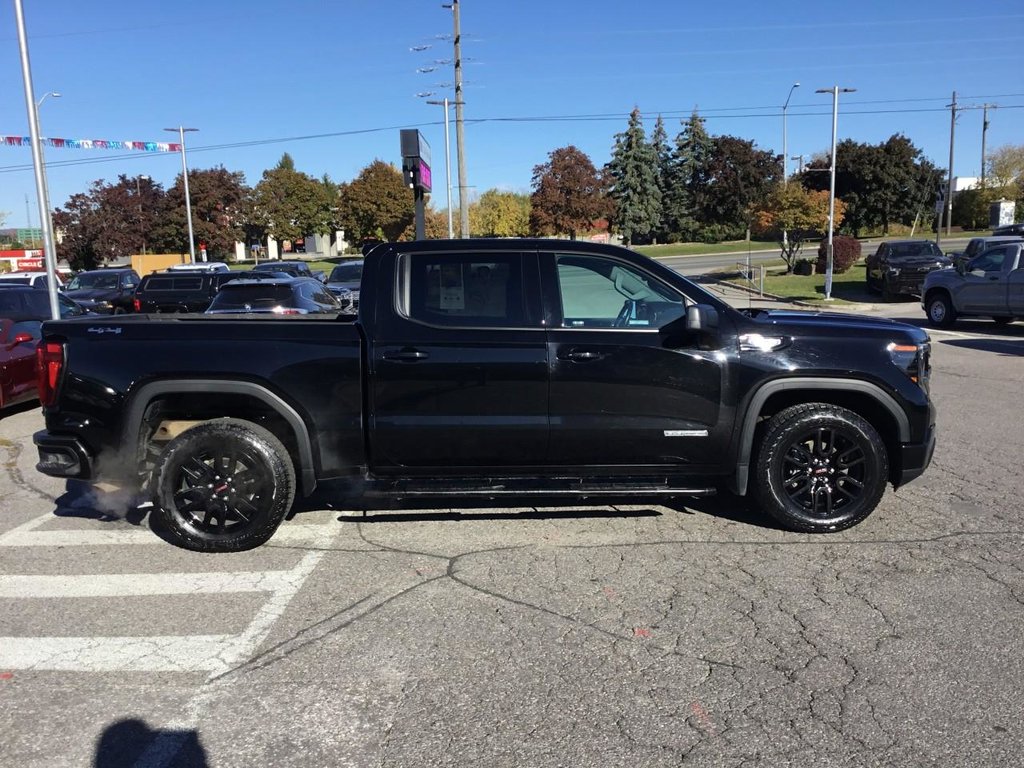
[[13, 0, 60, 319]]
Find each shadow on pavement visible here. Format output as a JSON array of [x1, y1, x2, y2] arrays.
[[939, 337, 1024, 356], [94, 718, 208, 768], [53, 479, 150, 525]]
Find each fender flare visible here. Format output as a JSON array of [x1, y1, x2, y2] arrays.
[[123, 379, 317, 495], [732, 377, 910, 496]]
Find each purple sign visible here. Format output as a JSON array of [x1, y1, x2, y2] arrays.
[[419, 161, 432, 193]]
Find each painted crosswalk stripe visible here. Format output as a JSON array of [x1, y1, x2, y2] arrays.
[[0, 634, 235, 672]]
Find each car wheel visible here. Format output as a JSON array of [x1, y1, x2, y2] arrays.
[[992, 316, 1014, 325], [925, 292, 956, 328], [753, 403, 888, 533], [151, 418, 296, 552]]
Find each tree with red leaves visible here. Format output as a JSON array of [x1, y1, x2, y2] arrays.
[[529, 146, 610, 240]]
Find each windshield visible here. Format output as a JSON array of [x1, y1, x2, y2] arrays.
[[209, 284, 294, 310], [67, 273, 120, 290], [890, 243, 942, 259], [329, 264, 363, 282]]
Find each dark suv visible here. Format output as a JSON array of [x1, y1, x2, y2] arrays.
[[133, 271, 241, 313], [63, 267, 140, 314], [865, 240, 950, 299]]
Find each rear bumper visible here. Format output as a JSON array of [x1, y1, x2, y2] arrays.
[[33, 431, 93, 479], [895, 423, 936, 487]]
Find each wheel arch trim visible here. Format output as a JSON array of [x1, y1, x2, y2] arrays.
[[123, 379, 317, 495], [732, 378, 910, 496]]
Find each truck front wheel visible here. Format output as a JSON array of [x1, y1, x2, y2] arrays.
[[753, 403, 888, 533], [925, 292, 956, 328], [151, 418, 296, 552]]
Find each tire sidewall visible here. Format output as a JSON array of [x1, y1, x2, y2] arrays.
[[152, 420, 295, 552], [927, 294, 953, 327]]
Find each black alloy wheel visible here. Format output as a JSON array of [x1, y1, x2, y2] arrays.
[[754, 403, 888, 533], [151, 419, 295, 552]]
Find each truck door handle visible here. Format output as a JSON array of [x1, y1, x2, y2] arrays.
[[559, 350, 605, 362], [382, 349, 430, 362]]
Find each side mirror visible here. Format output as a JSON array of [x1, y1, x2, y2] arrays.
[[955, 260, 967, 275], [13, 332, 34, 345], [686, 304, 719, 333]]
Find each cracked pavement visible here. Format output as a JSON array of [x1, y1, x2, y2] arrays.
[[1, 324, 1023, 767]]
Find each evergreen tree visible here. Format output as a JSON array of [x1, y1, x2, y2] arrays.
[[665, 110, 713, 242], [650, 116, 672, 243], [605, 108, 661, 246]]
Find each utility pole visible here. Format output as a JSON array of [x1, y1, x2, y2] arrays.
[[450, 0, 469, 238], [945, 91, 956, 238], [816, 86, 855, 301], [981, 104, 994, 186]]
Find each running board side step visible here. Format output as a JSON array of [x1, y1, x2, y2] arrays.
[[361, 477, 717, 499]]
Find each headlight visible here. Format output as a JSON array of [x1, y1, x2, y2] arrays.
[[887, 341, 930, 392], [887, 267, 901, 276]]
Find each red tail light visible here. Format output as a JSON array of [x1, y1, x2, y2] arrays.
[[133, 298, 141, 312], [36, 341, 64, 407]]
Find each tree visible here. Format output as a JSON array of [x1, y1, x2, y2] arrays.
[[605, 108, 661, 246], [986, 144, 1024, 188], [470, 189, 531, 237], [252, 153, 335, 244], [156, 167, 248, 257], [54, 175, 167, 270], [802, 134, 941, 236], [752, 185, 844, 272], [664, 110, 713, 242], [336, 160, 414, 243], [529, 146, 609, 240], [702, 135, 779, 241], [650, 116, 672, 243]]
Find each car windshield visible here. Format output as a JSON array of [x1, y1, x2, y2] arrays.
[[0, 276, 32, 285], [890, 243, 941, 258], [329, 264, 363, 282], [208, 284, 295, 310], [67, 273, 120, 290]]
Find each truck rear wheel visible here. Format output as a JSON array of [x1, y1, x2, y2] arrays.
[[753, 403, 888, 533], [151, 418, 296, 552]]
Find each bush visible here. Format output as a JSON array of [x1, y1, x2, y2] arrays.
[[816, 235, 862, 274]]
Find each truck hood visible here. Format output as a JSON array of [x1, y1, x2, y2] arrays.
[[64, 288, 119, 302], [743, 308, 930, 343]]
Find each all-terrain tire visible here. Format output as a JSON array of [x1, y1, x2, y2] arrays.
[[753, 403, 888, 533], [151, 418, 296, 552]]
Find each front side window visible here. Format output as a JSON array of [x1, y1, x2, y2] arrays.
[[554, 254, 686, 329], [971, 247, 1008, 273], [405, 253, 525, 327]]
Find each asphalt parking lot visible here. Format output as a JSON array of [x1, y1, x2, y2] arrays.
[[1, 308, 1022, 767]]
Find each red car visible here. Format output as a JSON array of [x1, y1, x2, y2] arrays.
[[0, 317, 42, 410]]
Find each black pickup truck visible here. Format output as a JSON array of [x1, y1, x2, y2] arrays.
[[33, 239, 936, 551]]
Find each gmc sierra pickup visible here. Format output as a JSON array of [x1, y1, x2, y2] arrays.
[[33, 239, 936, 551]]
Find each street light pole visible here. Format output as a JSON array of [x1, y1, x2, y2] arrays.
[[164, 126, 198, 264], [35, 91, 60, 265], [816, 86, 856, 301], [136, 174, 150, 255], [426, 97, 459, 238], [14, 0, 60, 319], [781, 82, 800, 253]]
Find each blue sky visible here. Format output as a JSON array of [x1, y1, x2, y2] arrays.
[[2, 0, 1022, 230]]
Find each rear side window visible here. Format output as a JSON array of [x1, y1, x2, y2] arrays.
[[403, 253, 525, 327], [140, 276, 204, 291]]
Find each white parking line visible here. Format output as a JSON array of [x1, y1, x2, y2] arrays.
[[0, 635, 235, 672], [0, 570, 294, 598], [0, 521, 337, 547]]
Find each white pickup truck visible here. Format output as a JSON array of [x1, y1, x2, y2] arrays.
[[923, 241, 1024, 327]]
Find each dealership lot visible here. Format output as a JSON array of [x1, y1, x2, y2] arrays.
[[1, 318, 1022, 767]]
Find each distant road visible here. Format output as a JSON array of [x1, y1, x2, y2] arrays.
[[661, 237, 970, 277]]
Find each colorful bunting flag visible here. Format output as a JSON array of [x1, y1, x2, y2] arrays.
[[0, 136, 182, 152]]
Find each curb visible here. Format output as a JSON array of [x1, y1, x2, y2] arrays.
[[706, 277, 877, 312]]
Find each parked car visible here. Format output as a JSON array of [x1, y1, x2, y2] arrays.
[[133, 271, 242, 313], [865, 240, 950, 299], [62, 267, 140, 314], [0, 318, 42, 410], [0, 271, 64, 291], [205, 276, 343, 315], [992, 223, 1024, 237], [0, 285, 89, 319], [166, 262, 230, 273], [947, 235, 1023, 268], [34, 239, 935, 552], [326, 260, 363, 312], [922, 241, 1024, 327], [251, 260, 325, 282]]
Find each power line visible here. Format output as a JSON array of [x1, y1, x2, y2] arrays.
[[1, 102, 1021, 175]]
